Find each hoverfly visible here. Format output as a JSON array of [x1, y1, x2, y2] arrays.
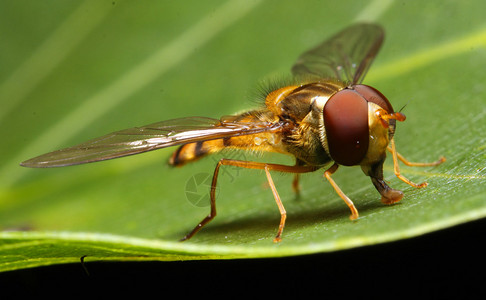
[[21, 23, 445, 242]]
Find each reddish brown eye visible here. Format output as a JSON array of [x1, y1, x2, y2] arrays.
[[354, 84, 394, 113], [324, 89, 369, 166]]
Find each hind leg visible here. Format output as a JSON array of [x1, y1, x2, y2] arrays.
[[180, 158, 319, 242]]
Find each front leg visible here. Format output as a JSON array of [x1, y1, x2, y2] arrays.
[[387, 138, 446, 188]]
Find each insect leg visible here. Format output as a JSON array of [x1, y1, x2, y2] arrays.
[[179, 159, 222, 242], [388, 138, 445, 189], [323, 163, 359, 220], [292, 159, 307, 195], [387, 145, 446, 167], [264, 165, 286, 242], [181, 158, 318, 242], [292, 174, 300, 194]]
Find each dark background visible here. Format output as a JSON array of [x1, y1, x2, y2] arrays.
[[2, 217, 484, 297]]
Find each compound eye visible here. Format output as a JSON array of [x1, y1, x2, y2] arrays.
[[354, 84, 394, 113], [324, 89, 369, 166]]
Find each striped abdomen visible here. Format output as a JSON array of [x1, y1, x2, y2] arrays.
[[169, 139, 223, 167], [168, 127, 285, 167]]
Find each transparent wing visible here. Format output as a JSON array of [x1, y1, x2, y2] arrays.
[[291, 23, 384, 85], [21, 116, 280, 168]]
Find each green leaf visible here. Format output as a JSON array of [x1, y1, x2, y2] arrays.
[[1, 0, 485, 272]]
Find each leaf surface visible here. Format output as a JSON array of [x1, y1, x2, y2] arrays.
[[1, 0, 485, 272]]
